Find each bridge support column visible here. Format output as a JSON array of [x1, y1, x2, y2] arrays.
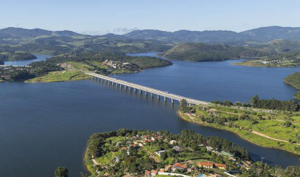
[[139, 90, 142, 95], [150, 93, 154, 98], [171, 99, 174, 104], [145, 92, 148, 97], [164, 97, 167, 102], [157, 95, 160, 100]]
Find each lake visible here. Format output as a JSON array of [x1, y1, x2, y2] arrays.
[[0, 53, 300, 177], [4, 54, 51, 66]]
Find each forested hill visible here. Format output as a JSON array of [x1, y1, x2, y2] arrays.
[[161, 43, 268, 62], [125, 26, 300, 43]]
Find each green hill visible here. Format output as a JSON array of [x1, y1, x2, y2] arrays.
[[161, 43, 266, 62]]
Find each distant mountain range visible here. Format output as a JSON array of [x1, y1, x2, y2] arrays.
[[124, 26, 300, 44], [1, 26, 300, 45]]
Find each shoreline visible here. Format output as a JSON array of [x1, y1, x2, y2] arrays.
[[177, 111, 300, 157]]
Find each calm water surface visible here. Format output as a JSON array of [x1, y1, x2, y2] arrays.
[[4, 55, 51, 66], [1, 53, 300, 177]]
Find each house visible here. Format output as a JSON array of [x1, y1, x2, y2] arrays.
[[172, 163, 188, 172], [155, 150, 166, 157], [145, 170, 151, 177], [112, 156, 120, 163], [220, 151, 234, 158], [164, 165, 172, 172], [104, 172, 109, 177], [169, 140, 177, 145], [206, 146, 214, 152], [215, 163, 226, 170], [172, 146, 183, 152], [198, 162, 214, 169], [151, 170, 158, 176]]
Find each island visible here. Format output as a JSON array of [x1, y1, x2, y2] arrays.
[[84, 129, 300, 177], [178, 96, 300, 157]]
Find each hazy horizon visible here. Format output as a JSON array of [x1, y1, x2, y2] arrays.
[[1, 0, 300, 35]]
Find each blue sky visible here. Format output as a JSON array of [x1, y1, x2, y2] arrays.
[[0, 0, 299, 34]]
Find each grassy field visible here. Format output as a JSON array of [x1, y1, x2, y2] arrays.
[[25, 70, 91, 83], [178, 104, 300, 155]]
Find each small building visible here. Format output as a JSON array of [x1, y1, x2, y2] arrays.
[[198, 162, 214, 169], [151, 170, 158, 176], [221, 151, 234, 158], [145, 170, 151, 177], [206, 146, 214, 152], [155, 150, 166, 157], [172, 163, 188, 172], [173, 146, 183, 152], [164, 165, 172, 172], [169, 140, 177, 145], [104, 172, 109, 177], [215, 163, 226, 170]]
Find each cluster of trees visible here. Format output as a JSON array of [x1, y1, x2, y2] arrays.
[[250, 95, 299, 111], [54, 167, 68, 177], [211, 95, 300, 112], [211, 100, 251, 107], [241, 162, 300, 177]]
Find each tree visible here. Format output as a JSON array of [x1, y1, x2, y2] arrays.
[[54, 167, 69, 177], [250, 95, 260, 107], [179, 99, 188, 112]]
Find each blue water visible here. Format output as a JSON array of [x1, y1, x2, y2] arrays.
[[1, 53, 300, 177], [126, 52, 299, 103], [4, 54, 51, 66]]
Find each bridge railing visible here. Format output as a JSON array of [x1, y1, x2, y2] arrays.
[[86, 72, 209, 105]]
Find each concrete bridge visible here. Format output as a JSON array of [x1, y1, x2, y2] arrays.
[[86, 72, 210, 105]]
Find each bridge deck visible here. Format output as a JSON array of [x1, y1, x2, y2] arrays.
[[86, 72, 209, 105]]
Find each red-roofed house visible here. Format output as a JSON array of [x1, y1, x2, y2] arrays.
[[215, 163, 226, 170], [198, 162, 214, 169]]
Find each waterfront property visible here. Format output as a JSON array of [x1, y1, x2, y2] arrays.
[[86, 72, 210, 105]]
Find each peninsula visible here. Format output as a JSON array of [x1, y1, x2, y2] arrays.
[[178, 97, 300, 156], [84, 129, 300, 177]]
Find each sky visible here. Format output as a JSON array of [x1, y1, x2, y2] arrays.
[[0, 0, 300, 34]]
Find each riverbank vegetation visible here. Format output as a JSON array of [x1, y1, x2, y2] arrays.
[[179, 96, 300, 156]]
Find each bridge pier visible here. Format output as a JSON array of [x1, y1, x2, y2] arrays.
[[87, 73, 209, 106]]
